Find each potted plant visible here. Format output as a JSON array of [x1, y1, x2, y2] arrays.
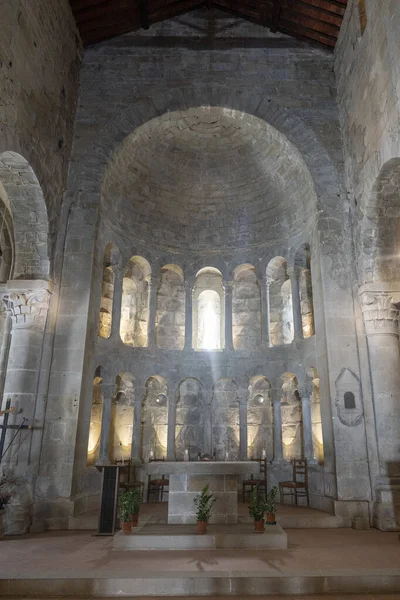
[[193, 485, 215, 534], [119, 490, 134, 534], [265, 486, 278, 525], [130, 487, 141, 527], [248, 486, 266, 533], [0, 471, 19, 538]]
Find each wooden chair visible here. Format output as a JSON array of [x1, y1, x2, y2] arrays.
[[118, 458, 144, 501], [147, 457, 169, 503], [242, 458, 267, 502], [279, 459, 309, 506]]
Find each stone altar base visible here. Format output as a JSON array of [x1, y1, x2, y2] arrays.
[[113, 522, 287, 550]]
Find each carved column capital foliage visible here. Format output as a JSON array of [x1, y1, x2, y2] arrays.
[[222, 280, 233, 295], [1, 281, 53, 331], [360, 289, 400, 336]]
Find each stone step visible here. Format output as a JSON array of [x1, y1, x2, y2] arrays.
[[113, 523, 287, 550], [1, 572, 399, 597]]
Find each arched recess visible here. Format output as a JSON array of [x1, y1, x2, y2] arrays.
[[0, 152, 49, 279], [156, 264, 185, 350], [267, 257, 293, 346], [142, 376, 168, 461], [247, 376, 272, 460], [294, 244, 315, 338], [307, 367, 324, 464], [120, 256, 151, 347], [280, 372, 302, 461], [87, 367, 103, 466], [212, 379, 239, 460], [232, 264, 261, 350], [193, 268, 224, 351], [98, 243, 120, 339], [360, 159, 400, 283], [109, 372, 135, 463], [175, 378, 204, 460]]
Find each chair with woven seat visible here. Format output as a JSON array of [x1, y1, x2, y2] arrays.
[[242, 458, 267, 502], [147, 457, 169, 503], [118, 458, 144, 501], [279, 458, 309, 506]]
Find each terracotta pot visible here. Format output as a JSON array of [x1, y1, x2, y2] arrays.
[[196, 521, 207, 534], [265, 513, 276, 525], [122, 521, 132, 534], [254, 520, 265, 533], [131, 514, 139, 527]]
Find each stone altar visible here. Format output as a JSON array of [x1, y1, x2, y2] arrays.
[[147, 461, 260, 524]]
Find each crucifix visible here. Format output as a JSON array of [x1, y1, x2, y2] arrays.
[[0, 399, 32, 463]]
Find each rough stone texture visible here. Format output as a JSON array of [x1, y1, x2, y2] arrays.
[[335, 0, 400, 529], [0, 0, 81, 273]]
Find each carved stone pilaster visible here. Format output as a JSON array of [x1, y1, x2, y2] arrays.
[[360, 289, 400, 336]]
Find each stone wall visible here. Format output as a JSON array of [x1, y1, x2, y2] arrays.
[[0, 0, 81, 268]]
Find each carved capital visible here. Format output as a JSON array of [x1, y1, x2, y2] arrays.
[[360, 291, 400, 336], [2, 280, 53, 331]]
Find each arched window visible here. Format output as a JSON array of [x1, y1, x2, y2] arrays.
[[280, 372, 302, 461], [295, 244, 315, 338], [212, 379, 239, 460], [156, 264, 185, 350], [232, 264, 261, 350], [98, 243, 119, 339], [87, 367, 103, 466], [142, 376, 168, 461], [193, 267, 224, 350], [120, 256, 151, 347], [247, 376, 272, 460], [109, 372, 135, 463], [267, 257, 293, 346], [175, 378, 205, 460]]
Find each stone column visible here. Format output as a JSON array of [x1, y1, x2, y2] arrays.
[[2, 281, 52, 464], [238, 390, 248, 460], [0, 304, 12, 404], [271, 388, 283, 462], [360, 286, 400, 478], [224, 281, 234, 350], [98, 381, 115, 465], [147, 274, 158, 349], [260, 276, 271, 348], [204, 391, 213, 456], [184, 279, 194, 351], [131, 390, 144, 464], [167, 383, 179, 461], [111, 268, 123, 340], [297, 385, 314, 462], [288, 267, 303, 340]]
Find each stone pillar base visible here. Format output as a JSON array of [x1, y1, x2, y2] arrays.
[[333, 499, 370, 528], [373, 483, 400, 531]]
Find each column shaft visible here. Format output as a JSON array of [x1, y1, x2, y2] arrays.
[[98, 383, 115, 464], [167, 386, 177, 460], [147, 276, 158, 348], [224, 282, 233, 350], [261, 278, 271, 347], [301, 396, 314, 461], [111, 270, 123, 340], [290, 271, 303, 339], [184, 282, 193, 350], [272, 392, 283, 462], [239, 399, 248, 460], [131, 398, 143, 461]]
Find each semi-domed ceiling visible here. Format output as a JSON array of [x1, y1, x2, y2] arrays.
[[102, 106, 316, 253]]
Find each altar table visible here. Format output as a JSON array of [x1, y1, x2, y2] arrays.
[[147, 461, 260, 524]]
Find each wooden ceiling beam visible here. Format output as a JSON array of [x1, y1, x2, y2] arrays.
[[270, 0, 283, 32]]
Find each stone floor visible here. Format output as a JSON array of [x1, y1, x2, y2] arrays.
[[0, 526, 399, 597]]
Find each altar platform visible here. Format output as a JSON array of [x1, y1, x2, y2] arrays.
[[0, 528, 399, 597]]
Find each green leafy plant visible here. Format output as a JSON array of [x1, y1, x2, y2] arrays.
[[248, 486, 266, 521], [193, 485, 216, 522], [265, 486, 278, 515], [119, 490, 134, 522], [131, 487, 141, 516]]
